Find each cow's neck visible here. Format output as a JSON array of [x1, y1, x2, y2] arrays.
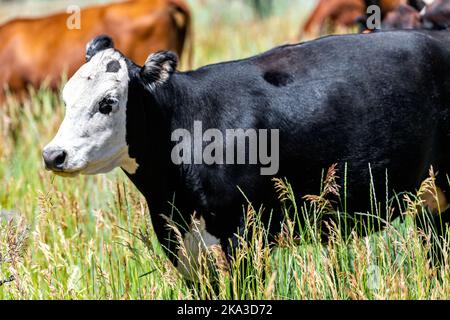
[[123, 75, 177, 205], [122, 73, 192, 261], [126, 77, 170, 197]]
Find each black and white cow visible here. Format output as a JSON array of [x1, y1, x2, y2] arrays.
[[43, 30, 450, 275]]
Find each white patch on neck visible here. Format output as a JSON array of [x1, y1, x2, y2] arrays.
[[121, 147, 139, 174], [177, 216, 221, 280]]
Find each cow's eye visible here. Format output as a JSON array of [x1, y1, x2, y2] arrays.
[[99, 104, 112, 115], [98, 97, 117, 115]]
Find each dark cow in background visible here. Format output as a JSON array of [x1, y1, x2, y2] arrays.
[[381, 4, 422, 30], [371, 0, 450, 31], [44, 30, 450, 277], [0, 0, 192, 105], [422, 0, 450, 29], [299, 0, 426, 39]]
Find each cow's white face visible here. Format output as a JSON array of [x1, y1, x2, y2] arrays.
[[43, 34, 177, 177], [43, 48, 138, 176]]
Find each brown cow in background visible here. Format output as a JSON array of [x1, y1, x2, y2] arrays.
[[0, 0, 192, 104], [299, 0, 365, 39]]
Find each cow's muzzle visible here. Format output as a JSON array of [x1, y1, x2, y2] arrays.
[[43, 148, 67, 171]]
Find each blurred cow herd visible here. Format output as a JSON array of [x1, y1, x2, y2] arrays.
[[0, 0, 449, 104], [301, 0, 450, 38]]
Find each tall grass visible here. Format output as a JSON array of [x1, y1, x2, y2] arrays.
[[168, 168, 449, 300], [0, 0, 449, 299]]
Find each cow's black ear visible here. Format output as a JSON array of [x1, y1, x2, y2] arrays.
[[86, 35, 114, 62], [140, 51, 178, 90]]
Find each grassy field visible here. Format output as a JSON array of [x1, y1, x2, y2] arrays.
[[0, 0, 449, 299]]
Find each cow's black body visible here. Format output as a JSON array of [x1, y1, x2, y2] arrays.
[[123, 30, 450, 264]]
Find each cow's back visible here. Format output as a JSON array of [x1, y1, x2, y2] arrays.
[[172, 30, 450, 224]]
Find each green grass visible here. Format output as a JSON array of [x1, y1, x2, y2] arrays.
[[0, 0, 449, 299]]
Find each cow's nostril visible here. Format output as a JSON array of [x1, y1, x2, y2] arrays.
[[43, 149, 67, 171], [54, 151, 67, 168]]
